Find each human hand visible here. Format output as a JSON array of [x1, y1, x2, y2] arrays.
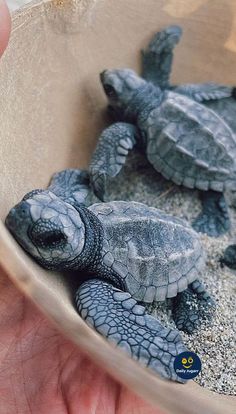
[[0, 270, 163, 414]]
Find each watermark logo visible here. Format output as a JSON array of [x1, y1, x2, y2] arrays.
[[174, 351, 201, 380]]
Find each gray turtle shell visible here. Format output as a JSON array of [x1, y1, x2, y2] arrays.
[[145, 91, 236, 192], [89, 201, 205, 303]]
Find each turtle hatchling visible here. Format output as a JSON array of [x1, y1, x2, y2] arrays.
[[6, 169, 214, 383], [90, 25, 236, 238]]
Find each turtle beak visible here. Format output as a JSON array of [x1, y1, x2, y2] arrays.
[[5, 201, 31, 234], [5, 207, 17, 232]]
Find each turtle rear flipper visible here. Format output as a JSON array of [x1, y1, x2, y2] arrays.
[[89, 123, 138, 201], [141, 25, 182, 88], [172, 279, 215, 334], [192, 191, 230, 237], [75, 278, 187, 383], [174, 83, 233, 102]]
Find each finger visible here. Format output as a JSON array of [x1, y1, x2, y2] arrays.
[[0, 0, 11, 57]]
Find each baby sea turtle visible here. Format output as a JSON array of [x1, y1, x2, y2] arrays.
[[5, 169, 214, 383], [90, 26, 236, 238]]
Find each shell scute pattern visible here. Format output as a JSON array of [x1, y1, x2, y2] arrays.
[[146, 92, 236, 190], [90, 201, 204, 302]]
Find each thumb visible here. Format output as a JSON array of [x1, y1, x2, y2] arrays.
[[0, 0, 11, 57]]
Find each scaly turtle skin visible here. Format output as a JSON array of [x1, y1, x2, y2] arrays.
[[90, 26, 236, 238], [5, 169, 214, 383]]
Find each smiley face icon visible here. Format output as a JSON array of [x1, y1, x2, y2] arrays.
[[181, 356, 194, 368], [174, 352, 201, 379]]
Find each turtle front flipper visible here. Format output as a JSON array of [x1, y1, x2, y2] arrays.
[[141, 25, 182, 88], [192, 190, 230, 237], [172, 280, 215, 334], [89, 123, 138, 201], [75, 278, 187, 383], [174, 83, 233, 102], [48, 169, 92, 207]]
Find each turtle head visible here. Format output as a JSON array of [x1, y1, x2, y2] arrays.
[[5, 190, 85, 270], [100, 69, 146, 113]]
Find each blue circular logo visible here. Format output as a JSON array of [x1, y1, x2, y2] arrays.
[[174, 351, 201, 380]]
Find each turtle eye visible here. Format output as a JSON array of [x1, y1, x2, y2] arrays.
[[30, 221, 67, 249], [41, 231, 66, 247], [33, 230, 66, 248], [103, 84, 117, 99]]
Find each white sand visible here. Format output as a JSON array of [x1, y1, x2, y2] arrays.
[[104, 151, 236, 396]]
